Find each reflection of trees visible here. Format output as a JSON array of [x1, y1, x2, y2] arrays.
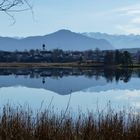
[[134, 69, 140, 78], [121, 69, 132, 83], [103, 68, 133, 83], [0, 68, 138, 84]]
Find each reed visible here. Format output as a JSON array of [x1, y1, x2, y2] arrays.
[[0, 105, 139, 140]]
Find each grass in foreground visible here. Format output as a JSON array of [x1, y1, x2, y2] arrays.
[[0, 105, 139, 140]]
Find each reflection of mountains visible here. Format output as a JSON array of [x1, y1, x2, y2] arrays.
[[0, 68, 139, 95]]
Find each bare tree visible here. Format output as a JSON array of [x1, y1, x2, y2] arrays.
[[0, 0, 32, 23], [0, 0, 32, 12]]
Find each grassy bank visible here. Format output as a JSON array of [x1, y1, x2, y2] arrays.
[[0, 62, 104, 68], [0, 105, 139, 139], [0, 62, 140, 69]]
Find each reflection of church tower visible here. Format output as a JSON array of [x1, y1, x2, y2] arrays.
[[42, 44, 46, 51], [42, 77, 45, 84]]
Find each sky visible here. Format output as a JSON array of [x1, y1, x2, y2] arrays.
[[0, 0, 140, 37]]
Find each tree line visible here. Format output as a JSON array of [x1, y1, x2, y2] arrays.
[[104, 50, 133, 66], [0, 47, 134, 66]]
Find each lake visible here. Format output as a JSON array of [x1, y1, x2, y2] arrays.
[[0, 68, 140, 113]]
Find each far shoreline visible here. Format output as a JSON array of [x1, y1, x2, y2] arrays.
[[0, 62, 139, 68], [0, 62, 103, 68]]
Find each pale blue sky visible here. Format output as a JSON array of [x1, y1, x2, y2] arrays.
[[0, 0, 140, 37]]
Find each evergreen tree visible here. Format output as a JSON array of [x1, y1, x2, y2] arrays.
[[104, 51, 114, 65], [114, 50, 121, 65], [122, 51, 133, 66]]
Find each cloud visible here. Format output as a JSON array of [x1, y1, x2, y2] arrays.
[[131, 18, 140, 24], [116, 4, 140, 16], [114, 3, 140, 34], [116, 25, 140, 34]]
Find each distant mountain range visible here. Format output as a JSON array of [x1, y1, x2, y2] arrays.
[[1, 29, 140, 52], [83, 32, 140, 49], [0, 30, 113, 51]]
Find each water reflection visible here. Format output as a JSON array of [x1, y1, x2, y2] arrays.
[[0, 68, 139, 112], [0, 86, 140, 113], [0, 68, 139, 94], [0, 68, 135, 82]]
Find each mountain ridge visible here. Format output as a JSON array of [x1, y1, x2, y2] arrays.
[[0, 29, 113, 51], [82, 32, 140, 49]]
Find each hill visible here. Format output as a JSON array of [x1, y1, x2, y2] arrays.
[[0, 30, 113, 51]]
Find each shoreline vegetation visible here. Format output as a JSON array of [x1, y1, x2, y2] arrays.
[[0, 62, 139, 68], [0, 104, 140, 139], [0, 62, 104, 68], [0, 48, 137, 68]]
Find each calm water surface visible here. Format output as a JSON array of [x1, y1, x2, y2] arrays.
[[0, 68, 140, 113]]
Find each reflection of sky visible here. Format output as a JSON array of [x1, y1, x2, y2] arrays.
[[0, 75, 140, 95], [0, 75, 107, 95], [84, 77, 140, 92], [0, 86, 140, 113]]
